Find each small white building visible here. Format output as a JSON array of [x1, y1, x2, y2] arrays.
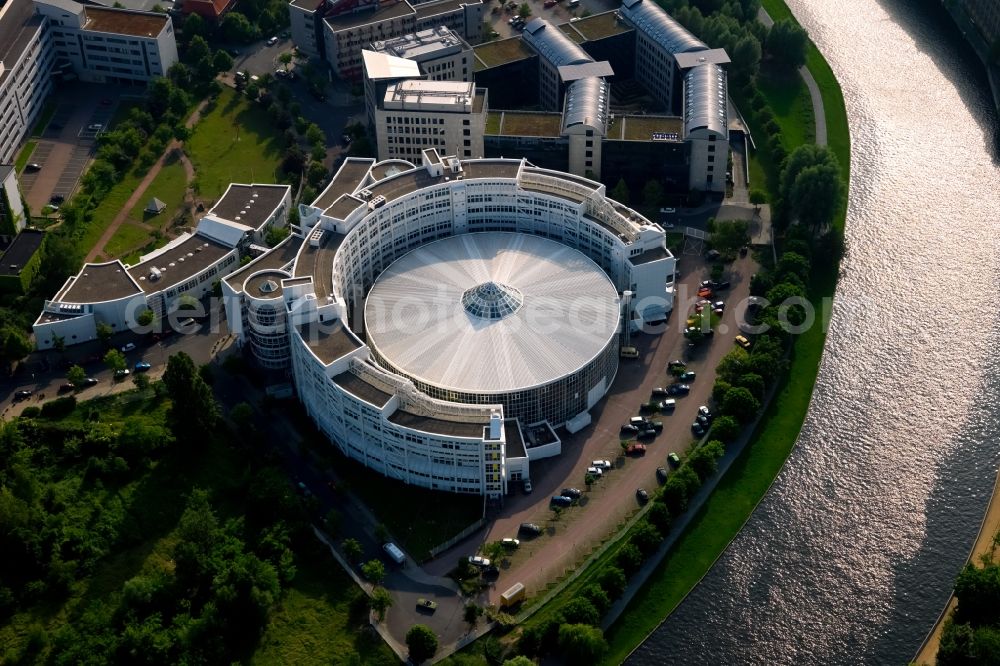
[[34, 0, 178, 85], [375, 79, 487, 161]]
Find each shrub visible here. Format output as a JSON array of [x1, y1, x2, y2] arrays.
[[557, 623, 608, 664], [41, 396, 76, 419], [662, 475, 690, 516], [647, 501, 672, 533], [580, 584, 611, 615], [20, 406, 41, 418], [688, 440, 726, 481], [710, 415, 741, 442]]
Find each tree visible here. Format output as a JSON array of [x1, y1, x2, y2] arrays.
[[406, 624, 439, 664], [67, 365, 87, 387], [597, 566, 626, 600], [96, 321, 114, 345], [750, 189, 767, 211], [688, 440, 725, 480], [709, 219, 749, 258], [162, 352, 220, 439], [136, 309, 155, 328], [781, 144, 843, 229], [361, 559, 385, 585], [104, 349, 127, 375], [212, 50, 234, 74], [305, 123, 325, 147], [661, 475, 689, 516], [183, 12, 206, 40], [647, 501, 672, 533], [610, 178, 630, 205], [737, 372, 766, 401], [615, 543, 643, 576], [767, 19, 808, 68], [342, 538, 363, 563], [229, 401, 254, 428], [721, 386, 761, 423], [371, 587, 393, 622], [502, 657, 535, 666], [0, 327, 31, 369], [710, 415, 741, 442], [630, 521, 662, 556], [186, 35, 211, 67], [557, 624, 608, 664], [561, 597, 600, 626], [279, 52, 293, 66], [584, 473, 596, 491], [132, 372, 150, 391], [220, 12, 257, 44], [464, 603, 483, 630], [642, 179, 664, 209], [517, 2, 531, 18]]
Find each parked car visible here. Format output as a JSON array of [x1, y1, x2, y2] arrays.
[[468, 555, 491, 568], [519, 523, 543, 537], [696, 414, 709, 426], [266, 36, 278, 46], [550, 495, 573, 508], [697, 287, 713, 298], [483, 564, 500, 578], [699, 405, 712, 418], [651, 387, 668, 398], [735, 335, 752, 349], [667, 384, 690, 396], [114, 368, 130, 378], [81, 377, 99, 387], [50, 194, 65, 204], [636, 488, 649, 503], [417, 598, 437, 612], [667, 359, 686, 370], [121, 342, 136, 352], [592, 459, 611, 470], [13, 390, 33, 401], [651, 420, 663, 432], [692, 422, 705, 436], [134, 361, 151, 371], [501, 538, 520, 549], [523, 479, 533, 493], [88, 123, 103, 132], [637, 428, 656, 440], [25, 163, 41, 172], [561, 488, 582, 499], [586, 466, 603, 477], [661, 398, 676, 410], [626, 443, 646, 456], [656, 467, 668, 483], [715, 280, 731, 290], [621, 423, 639, 434], [668, 452, 681, 467], [706, 249, 721, 261], [58, 383, 75, 394], [679, 371, 696, 381]]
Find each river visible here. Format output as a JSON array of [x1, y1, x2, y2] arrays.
[[626, 0, 1000, 663]]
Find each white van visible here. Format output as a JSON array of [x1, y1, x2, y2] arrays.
[[383, 542, 405, 565]]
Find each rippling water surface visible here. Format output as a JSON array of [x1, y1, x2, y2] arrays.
[[628, 1, 1000, 663]]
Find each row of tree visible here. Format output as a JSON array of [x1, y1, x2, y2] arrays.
[[938, 553, 1000, 664]]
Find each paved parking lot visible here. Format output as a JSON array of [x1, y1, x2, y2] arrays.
[[21, 85, 130, 212]]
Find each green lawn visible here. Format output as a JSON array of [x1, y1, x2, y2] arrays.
[[187, 88, 287, 200], [252, 544, 397, 666], [14, 141, 37, 173], [757, 61, 816, 151], [128, 156, 188, 229], [82, 168, 148, 263], [103, 222, 152, 259]]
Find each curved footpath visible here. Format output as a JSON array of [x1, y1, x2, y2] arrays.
[[914, 468, 1000, 664]]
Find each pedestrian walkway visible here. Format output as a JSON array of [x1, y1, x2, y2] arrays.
[[757, 7, 828, 147]]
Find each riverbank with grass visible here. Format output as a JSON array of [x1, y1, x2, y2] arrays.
[[598, 3, 852, 662]]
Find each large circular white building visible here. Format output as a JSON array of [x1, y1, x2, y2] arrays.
[[364, 232, 620, 425], [223, 152, 676, 497]]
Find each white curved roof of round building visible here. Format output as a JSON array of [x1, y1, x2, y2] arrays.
[[364, 232, 620, 394]]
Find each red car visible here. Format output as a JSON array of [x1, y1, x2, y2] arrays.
[[626, 443, 646, 456], [697, 287, 713, 298]]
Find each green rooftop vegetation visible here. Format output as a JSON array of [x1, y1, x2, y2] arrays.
[[473, 37, 534, 68], [559, 24, 586, 43], [492, 111, 564, 138], [620, 115, 684, 141], [568, 11, 631, 41], [486, 112, 503, 135]]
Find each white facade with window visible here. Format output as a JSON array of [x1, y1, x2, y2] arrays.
[[374, 79, 487, 160], [0, 0, 54, 164]]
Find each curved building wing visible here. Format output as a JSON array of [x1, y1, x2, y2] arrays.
[[620, 0, 707, 55], [684, 63, 728, 136], [523, 18, 593, 67], [562, 76, 610, 134]]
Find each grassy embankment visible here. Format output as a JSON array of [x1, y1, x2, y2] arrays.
[[599, 4, 851, 662]]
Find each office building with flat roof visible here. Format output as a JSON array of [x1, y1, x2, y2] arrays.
[[374, 78, 487, 160], [0, 0, 55, 164], [371, 25, 474, 82], [288, 0, 483, 80]]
